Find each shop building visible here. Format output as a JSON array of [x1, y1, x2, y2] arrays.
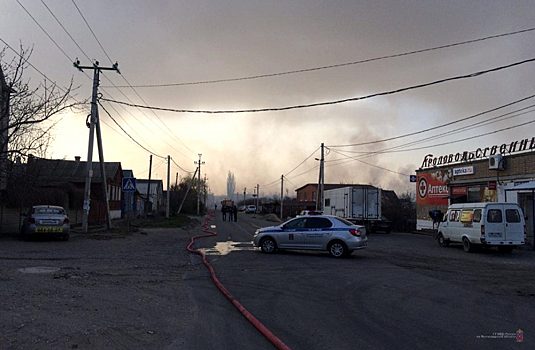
[[416, 137, 535, 248]]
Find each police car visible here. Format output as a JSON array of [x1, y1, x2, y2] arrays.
[[253, 214, 367, 258]]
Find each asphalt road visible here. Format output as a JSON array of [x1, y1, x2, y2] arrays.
[[1, 212, 533, 350], [196, 211, 535, 350]]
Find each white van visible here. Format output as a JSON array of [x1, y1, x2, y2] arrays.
[[436, 203, 526, 253]]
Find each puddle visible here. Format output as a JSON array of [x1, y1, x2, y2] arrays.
[[19, 267, 61, 274], [201, 241, 254, 256]]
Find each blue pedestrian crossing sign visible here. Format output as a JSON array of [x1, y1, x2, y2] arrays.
[[409, 175, 417, 183], [122, 177, 137, 192]]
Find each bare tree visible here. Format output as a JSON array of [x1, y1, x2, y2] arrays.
[[1, 46, 81, 163]]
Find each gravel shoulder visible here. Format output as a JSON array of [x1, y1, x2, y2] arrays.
[[0, 227, 202, 350]]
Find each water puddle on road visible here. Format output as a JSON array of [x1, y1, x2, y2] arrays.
[[201, 241, 255, 256]]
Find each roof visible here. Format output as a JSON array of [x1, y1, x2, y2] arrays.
[[28, 157, 122, 185], [294, 183, 376, 192]]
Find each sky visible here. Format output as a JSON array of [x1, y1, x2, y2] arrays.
[[2, 0, 535, 198]]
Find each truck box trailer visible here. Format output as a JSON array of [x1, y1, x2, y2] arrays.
[[324, 186, 389, 232]]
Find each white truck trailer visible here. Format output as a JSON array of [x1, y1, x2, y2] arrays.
[[324, 186, 390, 233]]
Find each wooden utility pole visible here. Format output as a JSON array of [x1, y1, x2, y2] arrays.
[[194, 154, 204, 216], [280, 175, 284, 220], [145, 154, 152, 217], [75, 60, 120, 233], [166, 155, 170, 218]]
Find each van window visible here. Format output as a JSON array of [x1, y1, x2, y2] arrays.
[[449, 210, 460, 222], [473, 209, 482, 223], [487, 209, 503, 223], [460, 210, 473, 223], [505, 209, 521, 223]]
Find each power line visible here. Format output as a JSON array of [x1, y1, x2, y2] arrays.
[[285, 146, 320, 176], [171, 157, 194, 174], [70, 0, 113, 64], [70, 0, 196, 157], [101, 57, 535, 114], [98, 101, 166, 159], [328, 94, 535, 148], [102, 27, 535, 88], [334, 105, 535, 157], [328, 149, 411, 176]]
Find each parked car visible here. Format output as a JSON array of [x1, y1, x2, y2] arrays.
[[253, 214, 367, 258], [436, 202, 526, 253], [20, 205, 70, 241], [297, 210, 323, 216], [245, 205, 257, 214], [238, 205, 247, 212]]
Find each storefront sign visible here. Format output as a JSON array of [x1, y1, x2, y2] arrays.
[[488, 181, 497, 190], [453, 166, 474, 176], [417, 171, 451, 206], [420, 137, 535, 169], [451, 186, 467, 195]]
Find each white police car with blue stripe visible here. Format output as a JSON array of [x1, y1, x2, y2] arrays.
[[253, 214, 367, 258]]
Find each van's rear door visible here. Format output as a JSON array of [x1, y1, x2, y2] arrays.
[[504, 205, 524, 243], [485, 204, 505, 244]]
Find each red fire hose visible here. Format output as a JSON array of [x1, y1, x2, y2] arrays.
[[187, 212, 292, 350]]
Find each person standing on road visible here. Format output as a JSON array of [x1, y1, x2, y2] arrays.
[[232, 205, 238, 222], [222, 206, 226, 221], [215, 204, 217, 211]]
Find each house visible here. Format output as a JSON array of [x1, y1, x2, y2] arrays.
[[25, 156, 123, 225], [136, 179, 164, 214]]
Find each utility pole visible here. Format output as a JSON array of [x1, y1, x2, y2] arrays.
[[256, 184, 260, 213], [203, 174, 207, 209], [280, 175, 284, 220], [75, 60, 120, 233], [145, 155, 152, 217], [194, 154, 204, 216], [316, 143, 325, 211], [320, 143, 325, 211], [243, 187, 246, 205], [166, 155, 170, 218], [177, 167, 198, 215], [175, 172, 179, 187]]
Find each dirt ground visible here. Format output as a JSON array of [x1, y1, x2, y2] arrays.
[[0, 225, 205, 350]]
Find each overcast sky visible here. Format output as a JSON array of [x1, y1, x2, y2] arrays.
[[2, 0, 535, 197]]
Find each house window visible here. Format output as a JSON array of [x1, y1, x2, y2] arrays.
[[325, 198, 330, 207], [312, 191, 316, 201], [305, 192, 307, 201]]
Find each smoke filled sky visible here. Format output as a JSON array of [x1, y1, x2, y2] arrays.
[[2, 0, 535, 197]]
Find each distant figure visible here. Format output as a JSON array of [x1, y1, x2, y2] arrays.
[[222, 206, 226, 221], [215, 204, 217, 210], [232, 205, 238, 222]]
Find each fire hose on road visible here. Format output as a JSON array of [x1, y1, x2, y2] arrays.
[[187, 212, 292, 350]]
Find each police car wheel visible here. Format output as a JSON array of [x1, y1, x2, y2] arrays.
[[328, 241, 348, 258], [260, 237, 277, 253]]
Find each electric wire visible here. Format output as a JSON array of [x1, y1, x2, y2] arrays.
[[70, 0, 113, 64], [98, 101, 166, 159], [27, 1, 192, 160], [328, 149, 411, 176], [328, 93, 535, 148], [103, 27, 535, 88], [70, 0, 196, 157], [334, 105, 535, 157], [171, 157, 194, 174], [100, 56, 535, 114]]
